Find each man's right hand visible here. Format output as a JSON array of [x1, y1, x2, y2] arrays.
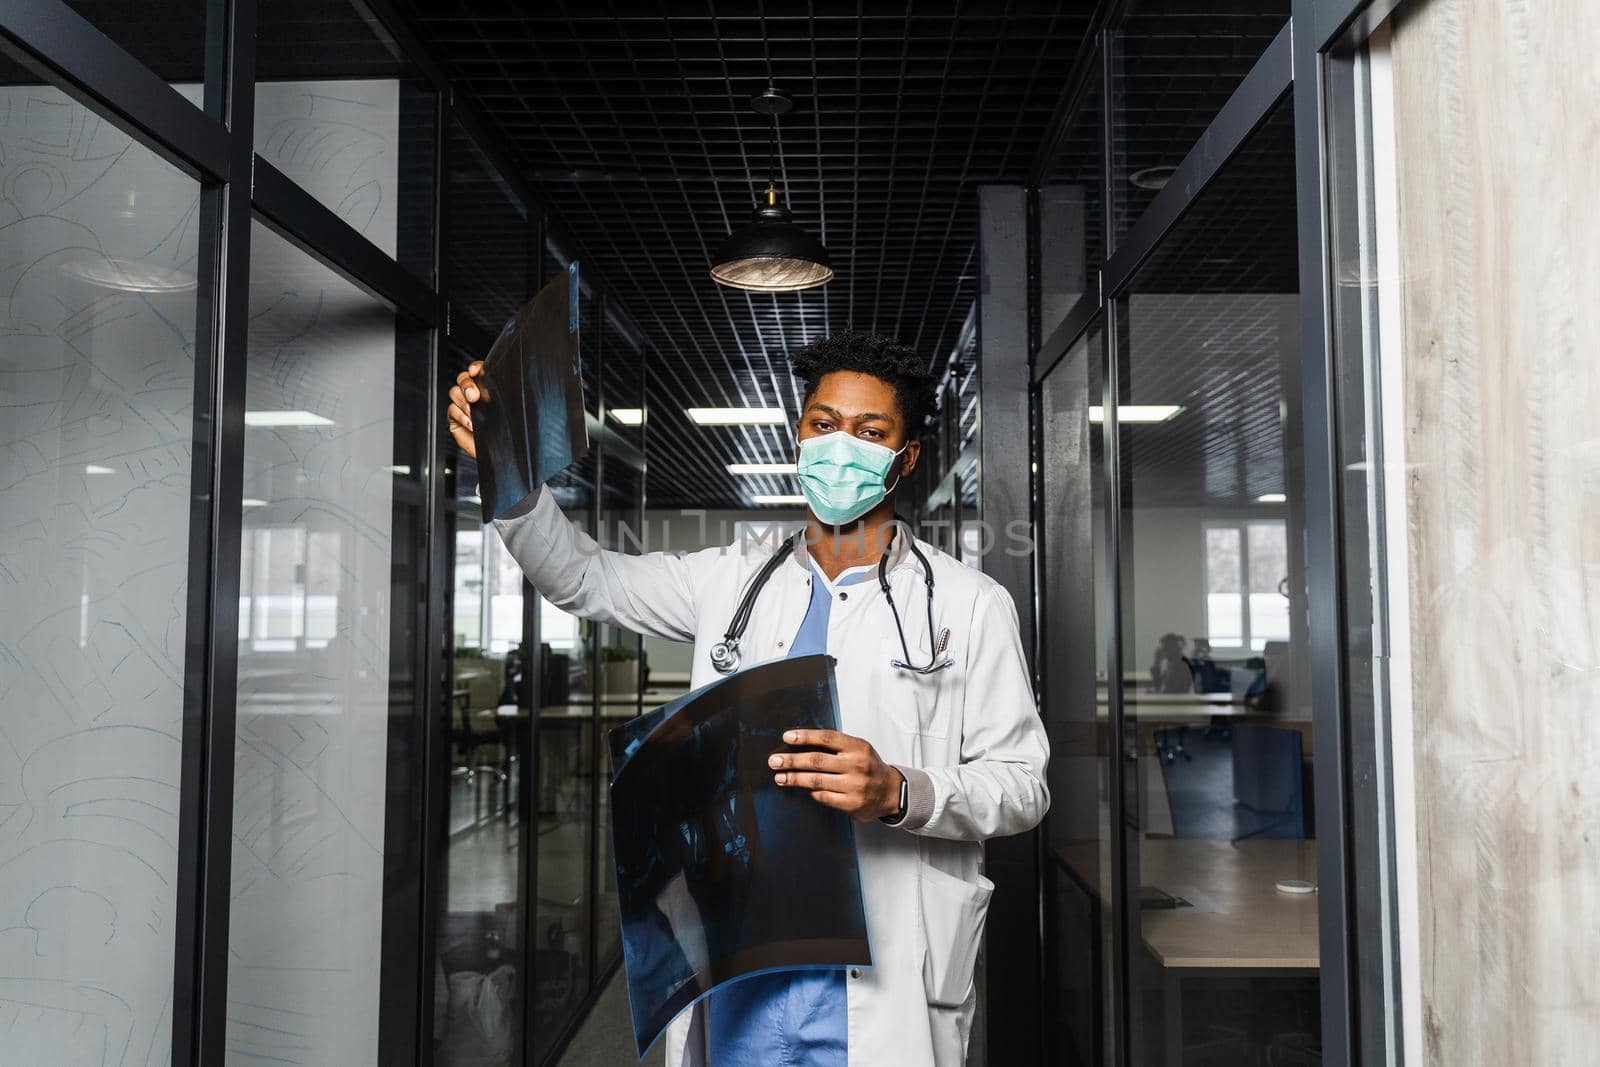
[[447, 361, 488, 459]]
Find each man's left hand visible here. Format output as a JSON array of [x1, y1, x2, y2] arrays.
[[770, 729, 904, 822]]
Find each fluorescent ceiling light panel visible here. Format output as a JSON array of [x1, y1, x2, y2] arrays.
[[245, 410, 334, 427], [610, 408, 646, 426], [242, 498, 268, 507], [751, 494, 807, 505], [727, 462, 798, 475], [1257, 493, 1287, 503], [84, 464, 115, 475], [1087, 405, 1184, 424], [686, 407, 788, 426]]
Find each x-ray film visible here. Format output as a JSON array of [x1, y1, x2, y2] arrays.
[[472, 261, 589, 521], [608, 654, 870, 1058]]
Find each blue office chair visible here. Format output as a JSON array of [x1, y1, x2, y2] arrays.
[[1153, 725, 1305, 840]]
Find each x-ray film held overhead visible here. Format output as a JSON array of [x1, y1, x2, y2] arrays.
[[472, 261, 590, 520]]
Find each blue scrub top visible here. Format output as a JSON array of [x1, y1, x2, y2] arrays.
[[703, 559, 877, 1065]]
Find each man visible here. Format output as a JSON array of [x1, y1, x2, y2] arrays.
[[447, 330, 1048, 1066]]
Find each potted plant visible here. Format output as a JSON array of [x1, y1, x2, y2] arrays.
[[600, 644, 639, 696]]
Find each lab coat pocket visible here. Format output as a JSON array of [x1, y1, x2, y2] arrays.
[[919, 864, 993, 1008], [876, 635, 948, 739]]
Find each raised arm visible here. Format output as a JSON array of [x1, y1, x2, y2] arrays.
[[492, 488, 700, 642], [449, 360, 701, 641]]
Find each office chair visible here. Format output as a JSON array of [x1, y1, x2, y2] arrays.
[[1182, 656, 1233, 695], [448, 692, 509, 825], [1153, 725, 1305, 840]]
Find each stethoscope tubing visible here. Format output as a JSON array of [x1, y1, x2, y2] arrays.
[[709, 525, 953, 676]]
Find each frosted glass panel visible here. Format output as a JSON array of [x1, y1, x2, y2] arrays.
[[0, 86, 200, 1061], [225, 223, 398, 1064], [255, 79, 400, 257]]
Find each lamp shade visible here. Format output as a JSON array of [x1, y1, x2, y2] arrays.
[[710, 203, 833, 292]]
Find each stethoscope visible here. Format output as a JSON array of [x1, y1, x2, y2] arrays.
[[708, 525, 955, 676]]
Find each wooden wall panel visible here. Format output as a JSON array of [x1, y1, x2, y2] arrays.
[[1389, 0, 1600, 1062]]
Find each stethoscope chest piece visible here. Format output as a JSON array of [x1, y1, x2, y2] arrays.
[[709, 640, 740, 675]]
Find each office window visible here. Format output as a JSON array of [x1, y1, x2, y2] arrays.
[[238, 527, 343, 650], [253, 0, 435, 276], [0, 83, 200, 1063], [1204, 519, 1291, 652], [1040, 324, 1115, 1064], [226, 222, 405, 1064], [1115, 98, 1316, 1065], [437, 451, 530, 1066], [453, 524, 528, 656]]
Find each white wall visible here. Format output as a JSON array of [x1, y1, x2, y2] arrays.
[[1386, 2, 1600, 1060]]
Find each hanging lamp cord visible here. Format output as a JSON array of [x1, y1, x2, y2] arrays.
[[766, 85, 779, 206]]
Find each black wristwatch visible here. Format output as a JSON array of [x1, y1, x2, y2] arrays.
[[880, 770, 910, 826]]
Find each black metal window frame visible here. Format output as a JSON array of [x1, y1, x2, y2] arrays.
[[1026, 1, 1414, 1064], [0, 0, 654, 1063]]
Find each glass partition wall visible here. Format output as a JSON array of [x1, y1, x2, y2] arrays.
[[0, 2, 656, 1064], [1033, 9, 1347, 1065]]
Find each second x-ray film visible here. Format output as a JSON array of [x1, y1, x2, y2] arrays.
[[608, 655, 870, 1058], [472, 261, 589, 521]]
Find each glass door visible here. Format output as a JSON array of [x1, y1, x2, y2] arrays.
[[1113, 99, 1321, 1066], [1040, 323, 1117, 1065]]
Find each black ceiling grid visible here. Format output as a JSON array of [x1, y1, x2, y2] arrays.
[[392, 1, 1098, 508], [1111, 0, 1290, 239]]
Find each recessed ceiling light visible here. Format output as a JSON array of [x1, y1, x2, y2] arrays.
[[1088, 405, 1183, 423], [84, 464, 115, 475], [1130, 165, 1178, 191], [751, 494, 807, 506], [610, 408, 646, 426], [727, 462, 797, 475], [242, 498, 268, 507], [245, 410, 334, 427], [1257, 493, 1287, 503], [687, 407, 788, 426]]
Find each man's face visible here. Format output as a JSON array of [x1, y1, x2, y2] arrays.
[[797, 370, 921, 487]]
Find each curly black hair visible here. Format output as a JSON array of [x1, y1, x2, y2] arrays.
[[787, 330, 938, 438]]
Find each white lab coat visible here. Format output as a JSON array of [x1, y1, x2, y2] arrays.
[[494, 489, 1050, 1066]]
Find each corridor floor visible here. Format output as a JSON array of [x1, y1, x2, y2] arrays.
[[555, 965, 665, 1067]]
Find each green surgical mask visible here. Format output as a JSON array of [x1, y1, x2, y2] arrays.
[[796, 431, 906, 525]]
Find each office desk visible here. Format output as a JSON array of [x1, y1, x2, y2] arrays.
[[1055, 839, 1319, 1063]]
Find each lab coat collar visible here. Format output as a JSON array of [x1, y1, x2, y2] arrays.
[[788, 516, 917, 579]]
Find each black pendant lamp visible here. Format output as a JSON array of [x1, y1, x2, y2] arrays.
[[710, 86, 833, 293]]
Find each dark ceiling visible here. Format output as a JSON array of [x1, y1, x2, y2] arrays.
[[396, 0, 1099, 508]]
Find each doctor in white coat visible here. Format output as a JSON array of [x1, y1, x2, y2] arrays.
[[448, 330, 1049, 1066]]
